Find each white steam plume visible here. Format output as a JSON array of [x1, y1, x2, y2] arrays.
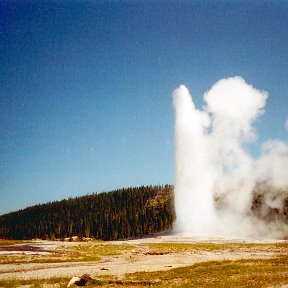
[[173, 76, 288, 239], [173, 85, 217, 234]]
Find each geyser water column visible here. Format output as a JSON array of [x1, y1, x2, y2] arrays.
[[173, 85, 217, 234]]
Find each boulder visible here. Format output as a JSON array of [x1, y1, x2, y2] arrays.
[[67, 274, 94, 287]]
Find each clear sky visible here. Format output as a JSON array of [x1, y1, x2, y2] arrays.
[[1, 0, 288, 215]]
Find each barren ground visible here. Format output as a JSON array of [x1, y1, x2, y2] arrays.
[[1, 233, 287, 281]]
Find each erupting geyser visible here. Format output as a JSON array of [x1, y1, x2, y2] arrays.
[[173, 85, 217, 234], [173, 77, 288, 239]]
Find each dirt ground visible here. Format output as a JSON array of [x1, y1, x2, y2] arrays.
[[0, 233, 286, 281]]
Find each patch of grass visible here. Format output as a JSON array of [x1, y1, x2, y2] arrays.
[[0, 277, 70, 288], [2, 256, 288, 287], [0, 242, 134, 264], [0, 276, 155, 288], [125, 255, 288, 287], [0, 240, 30, 246], [67, 242, 134, 256], [0, 255, 288, 288], [146, 242, 288, 254], [0, 253, 96, 265]]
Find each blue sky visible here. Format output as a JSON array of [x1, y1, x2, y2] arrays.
[[1, 1, 288, 215]]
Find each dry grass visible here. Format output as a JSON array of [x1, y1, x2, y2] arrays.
[[1, 256, 288, 287], [125, 255, 288, 288], [66, 241, 134, 256], [0, 240, 30, 246], [0, 241, 134, 264], [0, 277, 70, 288], [146, 242, 288, 254]]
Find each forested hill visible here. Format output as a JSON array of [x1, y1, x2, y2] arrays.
[[0, 185, 174, 240]]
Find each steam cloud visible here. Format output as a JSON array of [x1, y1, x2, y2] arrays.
[[173, 77, 288, 239]]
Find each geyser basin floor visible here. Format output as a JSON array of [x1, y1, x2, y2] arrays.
[[1, 235, 287, 281]]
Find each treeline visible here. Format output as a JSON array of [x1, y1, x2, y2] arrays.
[[0, 185, 174, 240]]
